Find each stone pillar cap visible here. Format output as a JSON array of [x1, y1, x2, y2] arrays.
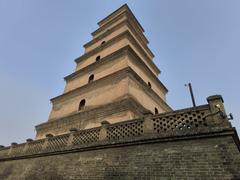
[[101, 121, 110, 126], [26, 138, 33, 142], [207, 95, 224, 103], [69, 128, 78, 132], [45, 134, 54, 138], [11, 142, 18, 146]]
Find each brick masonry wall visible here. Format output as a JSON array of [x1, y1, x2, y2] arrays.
[[0, 135, 240, 180]]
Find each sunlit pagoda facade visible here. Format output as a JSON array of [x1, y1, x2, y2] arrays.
[[35, 4, 171, 139]]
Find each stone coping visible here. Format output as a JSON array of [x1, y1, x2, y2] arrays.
[[152, 104, 209, 118]]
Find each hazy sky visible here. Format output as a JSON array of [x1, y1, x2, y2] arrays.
[[0, 0, 239, 146]]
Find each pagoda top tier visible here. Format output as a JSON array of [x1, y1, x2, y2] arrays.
[[97, 4, 144, 32], [90, 4, 149, 45]]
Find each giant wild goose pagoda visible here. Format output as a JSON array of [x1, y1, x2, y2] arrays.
[[0, 4, 240, 179]]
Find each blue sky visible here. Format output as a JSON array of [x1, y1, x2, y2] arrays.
[[0, 0, 239, 146]]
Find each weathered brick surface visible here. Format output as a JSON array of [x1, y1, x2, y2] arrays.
[[0, 135, 239, 180]]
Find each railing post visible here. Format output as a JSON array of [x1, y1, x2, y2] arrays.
[[207, 95, 230, 127], [8, 142, 17, 155], [42, 134, 53, 150], [99, 121, 110, 141], [143, 113, 154, 135], [23, 138, 33, 153], [67, 128, 78, 146]]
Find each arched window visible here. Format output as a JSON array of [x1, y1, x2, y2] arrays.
[[96, 55, 101, 62], [88, 74, 94, 83], [154, 107, 159, 115], [101, 41, 106, 45], [79, 99, 86, 111], [148, 82, 152, 88]]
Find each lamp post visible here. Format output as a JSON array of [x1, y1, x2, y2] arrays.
[[185, 83, 196, 107]]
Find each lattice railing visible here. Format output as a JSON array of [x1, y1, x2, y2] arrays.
[[0, 148, 9, 157], [10, 144, 25, 156], [152, 108, 209, 133], [73, 128, 100, 145], [46, 134, 70, 151], [106, 119, 144, 140], [25, 139, 45, 154]]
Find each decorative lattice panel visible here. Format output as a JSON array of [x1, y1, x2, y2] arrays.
[[152, 110, 208, 133], [0, 148, 10, 158], [106, 120, 144, 140], [11, 144, 25, 155], [73, 128, 100, 145], [25, 139, 45, 154], [46, 134, 70, 151]]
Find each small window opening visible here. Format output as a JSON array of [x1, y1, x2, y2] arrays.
[[88, 74, 94, 83], [101, 41, 106, 45], [148, 82, 152, 88], [45, 134, 54, 138], [79, 99, 86, 111], [155, 108, 159, 115], [96, 56, 101, 62]]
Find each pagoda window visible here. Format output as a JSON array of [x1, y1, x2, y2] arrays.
[[148, 82, 152, 88], [88, 74, 94, 83], [79, 99, 86, 111], [101, 41, 106, 45], [96, 56, 101, 62], [154, 108, 159, 114]]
